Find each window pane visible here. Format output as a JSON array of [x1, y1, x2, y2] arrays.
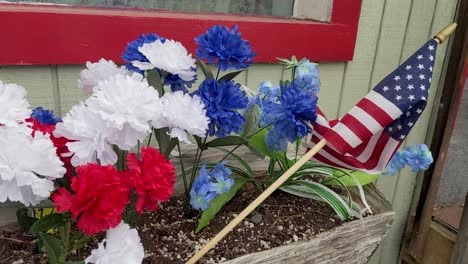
[[9, 0, 295, 17]]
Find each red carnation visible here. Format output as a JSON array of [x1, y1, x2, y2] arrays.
[[126, 147, 176, 213], [27, 118, 74, 179], [52, 164, 130, 235]]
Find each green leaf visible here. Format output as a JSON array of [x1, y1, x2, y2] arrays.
[[195, 178, 248, 233], [206, 136, 247, 148], [39, 232, 61, 264], [247, 129, 287, 165], [218, 70, 243, 82], [282, 180, 362, 220], [240, 104, 260, 138], [323, 169, 380, 186], [197, 60, 214, 79], [29, 213, 65, 233], [147, 69, 164, 96], [16, 208, 37, 231]]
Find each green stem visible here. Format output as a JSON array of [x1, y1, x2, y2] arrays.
[[219, 145, 242, 163], [147, 130, 153, 147], [291, 65, 297, 81], [189, 137, 208, 191], [177, 142, 190, 204]]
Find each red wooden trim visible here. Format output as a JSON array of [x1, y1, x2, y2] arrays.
[[0, 0, 361, 65]]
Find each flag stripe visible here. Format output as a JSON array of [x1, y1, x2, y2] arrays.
[[348, 106, 383, 133], [356, 98, 394, 126], [366, 90, 403, 119]]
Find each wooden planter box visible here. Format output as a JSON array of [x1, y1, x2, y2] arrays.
[[222, 184, 394, 264], [173, 146, 395, 264]]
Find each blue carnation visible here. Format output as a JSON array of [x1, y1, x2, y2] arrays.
[[293, 59, 320, 94], [259, 82, 318, 151], [195, 79, 248, 137], [31, 107, 61, 125], [164, 71, 197, 93], [404, 144, 433, 172], [122, 34, 165, 73], [190, 163, 234, 211], [195, 25, 256, 71]]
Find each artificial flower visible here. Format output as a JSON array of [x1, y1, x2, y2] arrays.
[[190, 166, 216, 211], [190, 163, 234, 211], [207, 163, 234, 195], [126, 147, 176, 213], [78, 59, 131, 95], [404, 144, 433, 172], [0, 81, 31, 127], [383, 144, 433, 176], [122, 33, 166, 73], [293, 59, 320, 94], [195, 79, 248, 137], [163, 71, 197, 93], [259, 81, 318, 151], [383, 150, 406, 176], [52, 164, 130, 235], [152, 91, 209, 143], [85, 221, 144, 264], [195, 25, 256, 71], [0, 125, 65, 206], [31, 107, 62, 125], [85, 74, 163, 150], [131, 39, 197, 82], [28, 117, 73, 179], [54, 103, 118, 166]]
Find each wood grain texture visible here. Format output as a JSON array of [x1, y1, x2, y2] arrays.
[[222, 212, 394, 264], [221, 183, 394, 264]]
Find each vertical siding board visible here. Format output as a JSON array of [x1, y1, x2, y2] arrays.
[[245, 64, 283, 92], [338, 0, 386, 117], [57, 65, 86, 114], [372, 0, 413, 201], [316, 63, 346, 119], [0, 66, 56, 110]]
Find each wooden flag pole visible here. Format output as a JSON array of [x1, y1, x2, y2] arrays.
[[186, 138, 327, 264], [186, 23, 457, 264]]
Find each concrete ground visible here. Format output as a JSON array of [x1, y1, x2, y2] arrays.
[[437, 81, 468, 204]]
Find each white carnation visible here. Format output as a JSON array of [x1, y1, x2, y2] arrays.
[[85, 221, 144, 264], [153, 91, 209, 143], [54, 103, 117, 166], [0, 125, 65, 206], [132, 39, 196, 82], [0, 81, 31, 127], [85, 74, 163, 150], [78, 59, 131, 95]]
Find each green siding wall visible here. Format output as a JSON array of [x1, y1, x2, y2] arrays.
[[0, 0, 458, 263]]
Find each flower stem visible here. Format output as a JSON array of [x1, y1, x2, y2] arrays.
[[189, 137, 208, 191], [219, 145, 241, 163], [58, 221, 70, 263], [177, 142, 190, 204], [146, 130, 153, 147]]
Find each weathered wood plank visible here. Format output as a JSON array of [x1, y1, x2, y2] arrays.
[[223, 211, 394, 264]]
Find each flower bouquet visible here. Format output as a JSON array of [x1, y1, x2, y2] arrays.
[[0, 25, 433, 264]]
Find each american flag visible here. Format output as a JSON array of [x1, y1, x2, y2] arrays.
[[311, 39, 438, 174]]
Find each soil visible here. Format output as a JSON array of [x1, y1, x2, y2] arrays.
[[0, 184, 346, 264]]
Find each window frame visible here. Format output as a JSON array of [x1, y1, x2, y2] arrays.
[[0, 0, 362, 65]]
